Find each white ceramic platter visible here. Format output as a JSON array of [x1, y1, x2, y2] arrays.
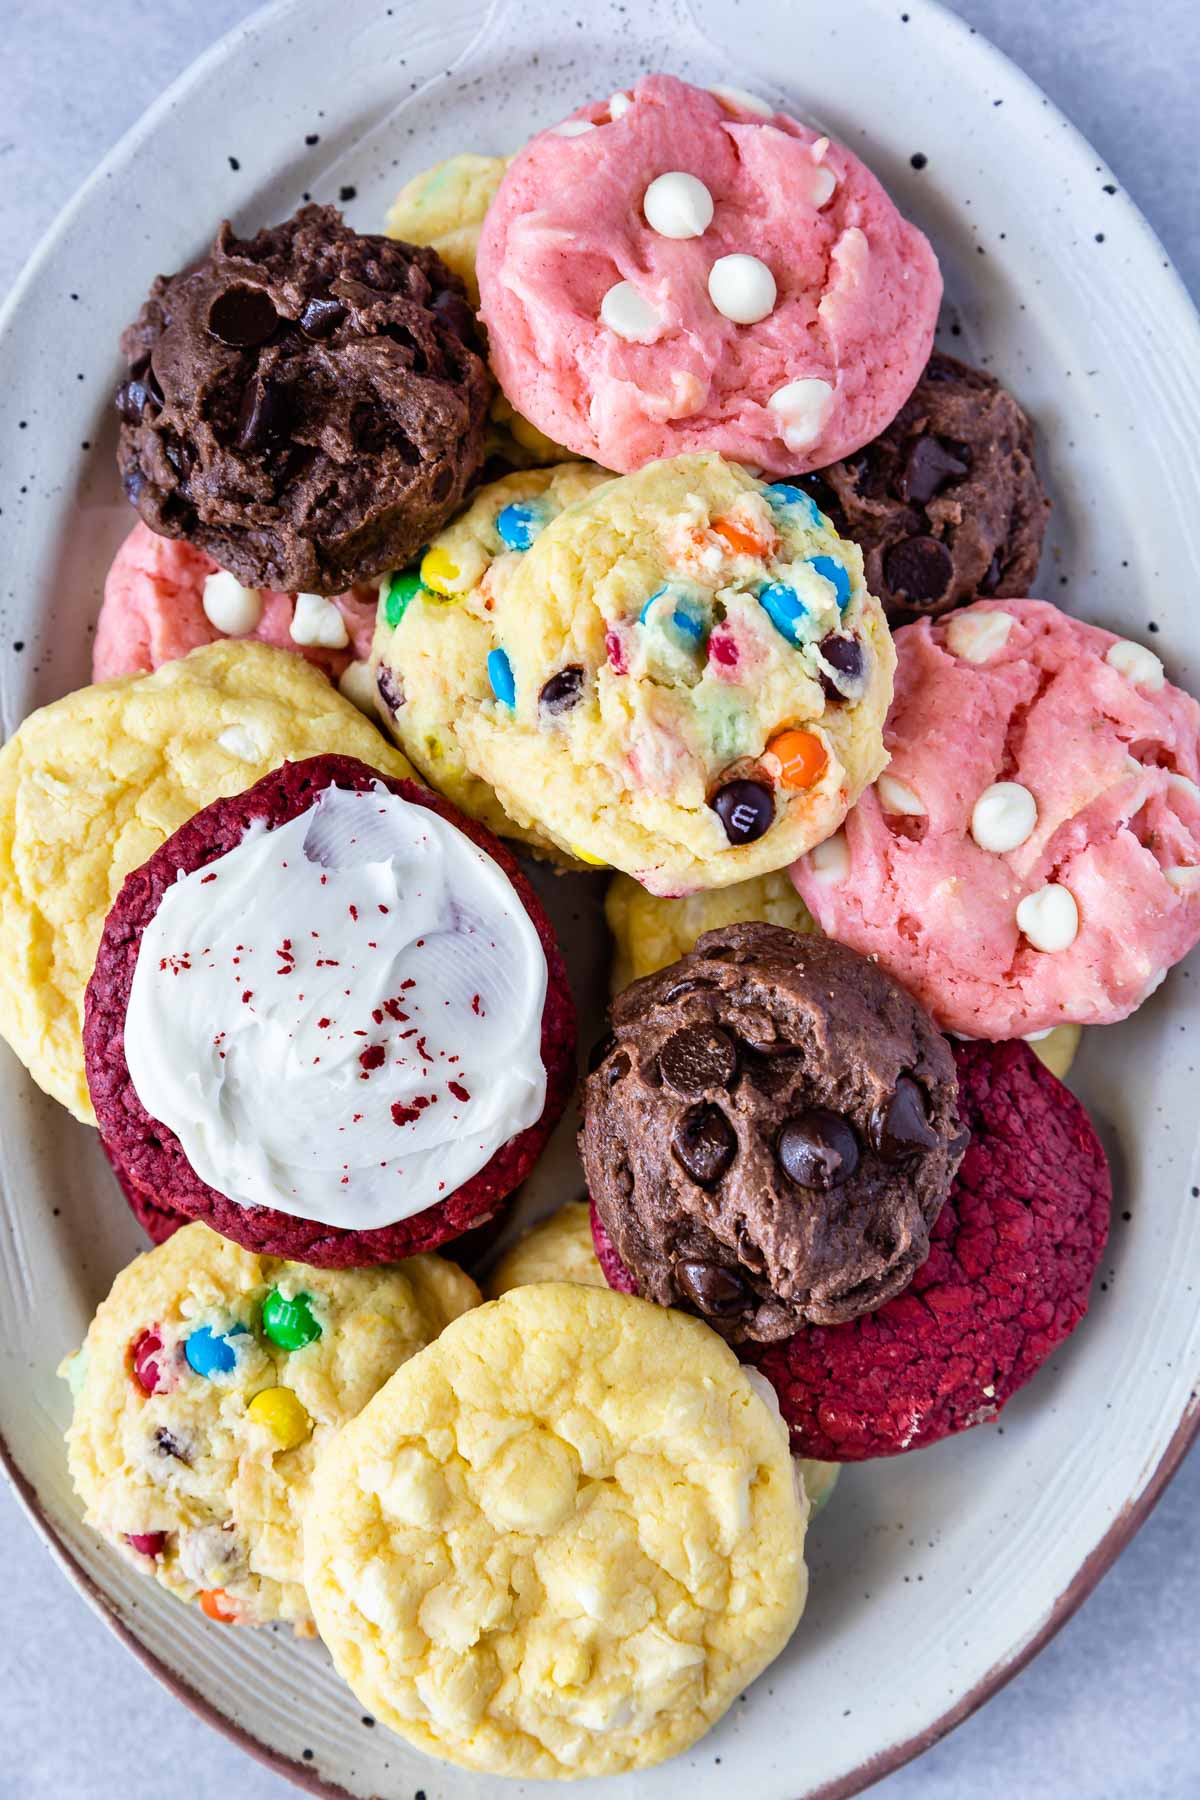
[[2, 0, 1199, 1793]]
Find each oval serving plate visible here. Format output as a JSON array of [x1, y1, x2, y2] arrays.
[[1, 0, 1198, 1795]]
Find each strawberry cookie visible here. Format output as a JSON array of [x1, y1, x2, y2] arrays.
[[477, 74, 941, 475]]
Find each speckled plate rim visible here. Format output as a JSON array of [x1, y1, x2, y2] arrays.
[[1, 0, 1199, 1794]]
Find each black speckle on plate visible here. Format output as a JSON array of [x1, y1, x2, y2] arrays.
[[306, 132, 320, 145], [339, 184, 357, 202], [228, 155, 240, 171], [910, 151, 927, 170]]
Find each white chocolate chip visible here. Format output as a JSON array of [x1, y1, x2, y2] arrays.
[[708, 253, 777, 324], [643, 171, 715, 240], [877, 773, 926, 816], [945, 609, 1014, 664], [1105, 637, 1165, 691], [600, 281, 664, 341], [216, 724, 263, 762], [803, 163, 838, 208], [1142, 966, 1169, 1001], [709, 84, 773, 117], [550, 118, 596, 138], [202, 570, 262, 637], [608, 91, 631, 119], [337, 659, 378, 716], [807, 829, 849, 884], [970, 781, 1038, 854], [1165, 865, 1200, 891], [1016, 884, 1079, 952], [1168, 772, 1200, 803], [290, 591, 350, 649], [1023, 1028, 1053, 1041], [767, 377, 835, 452]]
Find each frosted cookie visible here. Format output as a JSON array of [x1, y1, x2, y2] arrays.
[[435, 452, 893, 892], [486, 1200, 606, 1296], [94, 522, 378, 711], [85, 755, 576, 1267], [477, 74, 941, 475], [793, 600, 1200, 1037], [371, 461, 611, 860], [0, 642, 412, 1122], [61, 1222, 478, 1628], [302, 1282, 807, 1776], [605, 868, 816, 991]]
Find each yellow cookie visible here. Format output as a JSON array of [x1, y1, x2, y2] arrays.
[[486, 1201, 606, 1297], [372, 462, 610, 863], [1028, 1023, 1082, 1080], [443, 454, 894, 892], [0, 640, 413, 1121], [303, 1281, 807, 1777], [606, 869, 817, 991], [60, 1222, 477, 1631]]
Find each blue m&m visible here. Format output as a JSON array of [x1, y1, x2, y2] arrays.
[[807, 554, 852, 610], [756, 581, 809, 646], [763, 482, 822, 526], [639, 585, 707, 649], [487, 647, 516, 708], [185, 1324, 247, 1379], [495, 500, 548, 552]]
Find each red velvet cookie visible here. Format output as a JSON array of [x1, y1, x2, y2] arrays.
[[85, 755, 576, 1267], [592, 1040, 1110, 1458]]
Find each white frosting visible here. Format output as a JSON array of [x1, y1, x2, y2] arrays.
[[202, 570, 262, 636], [946, 609, 1013, 664], [1105, 637, 1165, 691], [600, 281, 664, 341], [707, 253, 777, 324], [970, 781, 1037, 853], [1016, 883, 1079, 953], [291, 592, 349, 650], [643, 171, 714, 240], [767, 377, 835, 451], [806, 828, 849, 884], [877, 773, 926, 816], [124, 785, 549, 1230]]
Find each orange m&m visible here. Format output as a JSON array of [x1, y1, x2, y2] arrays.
[[711, 514, 776, 559], [767, 728, 828, 790], [200, 1587, 240, 1623]]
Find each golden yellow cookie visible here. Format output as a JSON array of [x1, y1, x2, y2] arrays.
[[1028, 1023, 1082, 1081], [0, 640, 413, 1122], [303, 1281, 807, 1777], [443, 454, 894, 892], [606, 869, 817, 991], [372, 462, 610, 862], [486, 1202, 606, 1297], [61, 1222, 477, 1630]]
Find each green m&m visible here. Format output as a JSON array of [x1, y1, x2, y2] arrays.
[[382, 568, 424, 628], [261, 1289, 321, 1351]]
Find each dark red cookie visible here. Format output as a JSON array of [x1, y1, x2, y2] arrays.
[[104, 1141, 186, 1245], [85, 755, 576, 1267], [592, 1041, 1110, 1460], [590, 1198, 637, 1295]]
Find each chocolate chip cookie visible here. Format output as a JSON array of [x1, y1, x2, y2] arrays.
[[797, 352, 1049, 625], [581, 922, 965, 1342], [116, 205, 493, 594]]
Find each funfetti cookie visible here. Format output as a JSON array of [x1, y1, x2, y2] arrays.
[[94, 521, 378, 712], [0, 641, 414, 1123], [477, 74, 941, 476], [583, 923, 966, 1343], [302, 1282, 808, 1777], [434, 452, 894, 893], [371, 460, 611, 861], [117, 205, 493, 595], [84, 755, 576, 1267], [793, 599, 1200, 1038], [61, 1222, 478, 1629]]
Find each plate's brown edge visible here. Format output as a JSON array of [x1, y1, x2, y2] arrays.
[[3, 1391, 1197, 1800]]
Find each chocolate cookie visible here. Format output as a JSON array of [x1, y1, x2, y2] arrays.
[[116, 205, 493, 595], [580, 922, 965, 1343], [797, 352, 1049, 625]]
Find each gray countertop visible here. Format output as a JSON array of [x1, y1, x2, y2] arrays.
[[2, 3, 1198, 1796]]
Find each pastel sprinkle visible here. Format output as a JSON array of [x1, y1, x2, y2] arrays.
[[488, 648, 516, 708]]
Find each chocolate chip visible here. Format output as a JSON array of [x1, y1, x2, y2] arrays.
[[431, 288, 477, 342], [711, 778, 774, 845], [817, 632, 865, 703], [872, 1076, 940, 1160], [980, 549, 1004, 594], [122, 467, 147, 505], [845, 445, 887, 500], [658, 1025, 738, 1096], [897, 434, 970, 507], [376, 666, 405, 713], [299, 295, 347, 338], [672, 1104, 737, 1187], [431, 463, 454, 502], [207, 284, 280, 347], [674, 1259, 748, 1316], [153, 1426, 190, 1463], [777, 1109, 860, 1189], [115, 379, 150, 425], [235, 373, 289, 450], [586, 1030, 617, 1073], [539, 665, 585, 715], [883, 535, 954, 605], [795, 469, 842, 522], [606, 1051, 631, 1086]]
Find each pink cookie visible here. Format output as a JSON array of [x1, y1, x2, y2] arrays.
[[476, 73, 941, 476], [93, 522, 377, 685], [793, 599, 1200, 1038]]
